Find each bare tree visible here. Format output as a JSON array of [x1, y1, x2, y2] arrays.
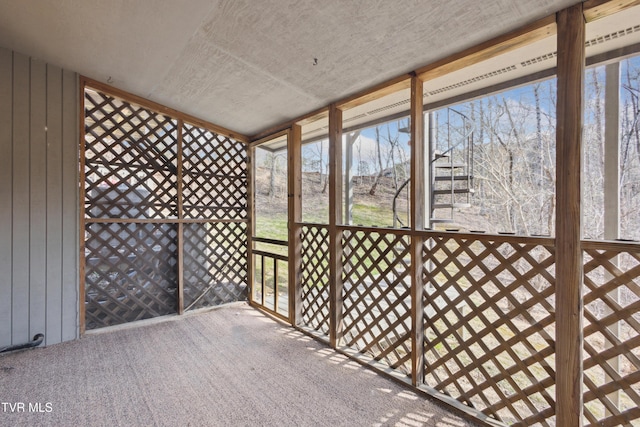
[[369, 126, 385, 196]]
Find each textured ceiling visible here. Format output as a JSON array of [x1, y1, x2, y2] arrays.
[[0, 0, 582, 137]]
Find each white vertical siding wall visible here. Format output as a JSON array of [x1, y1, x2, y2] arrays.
[[0, 47, 79, 347]]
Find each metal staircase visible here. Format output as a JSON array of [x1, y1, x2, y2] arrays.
[[392, 108, 474, 228], [430, 108, 474, 225]]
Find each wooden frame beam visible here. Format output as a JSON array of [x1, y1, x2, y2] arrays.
[[328, 104, 344, 348], [416, 15, 556, 82], [250, 108, 329, 142], [81, 76, 249, 143], [250, 128, 289, 148], [583, 0, 640, 22], [555, 4, 585, 426], [337, 75, 412, 111], [246, 144, 256, 309], [78, 74, 87, 336], [176, 121, 185, 315], [288, 125, 303, 325], [409, 75, 425, 387]]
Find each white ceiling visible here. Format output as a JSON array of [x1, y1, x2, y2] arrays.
[[0, 0, 583, 137]]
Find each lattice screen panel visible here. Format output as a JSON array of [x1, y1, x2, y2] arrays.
[[583, 243, 640, 427], [84, 89, 179, 219], [342, 229, 411, 375], [183, 222, 248, 310], [300, 225, 330, 335], [83, 87, 249, 330], [182, 124, 248, 220], [422, 235, 556, 426], [84, 223, 178, 330]]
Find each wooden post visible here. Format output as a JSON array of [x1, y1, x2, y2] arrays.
[[177, 121, 185, 314], [78, 78, 87, 335], [329, 104, 344, 348], [410, 75, 426, 386], [247, 145, 255, 306], [603, 61, 620, 412], [288, 125, 303, 325], [555, 4, 585, 427], [604, 62, 620, 241]]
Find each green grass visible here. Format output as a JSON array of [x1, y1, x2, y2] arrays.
[[352, 203, 398, 228], [255, 214, 288, 241]]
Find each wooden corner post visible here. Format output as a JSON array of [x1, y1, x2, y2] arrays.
[[328, 104, 344, 348], [78, 78, 87, 335], [247, 144, 255, 308], [176, 121, 185, 315], [410, 75, 426, 386], [555, 4, 585, 427], [288, 125, 303, 325]]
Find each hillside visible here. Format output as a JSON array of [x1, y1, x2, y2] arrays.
[[253, 166, 499, 239]]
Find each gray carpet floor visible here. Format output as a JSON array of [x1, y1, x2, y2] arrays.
[[0, 303, 477, 427]]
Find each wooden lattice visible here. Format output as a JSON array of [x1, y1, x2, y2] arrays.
[[83, 87, 248, 329], [300, 225, 331, 335], [341, 229, 412, 375], [84, 223, 178, 329], [84, 89, 179, 219], [182, 124, 247, 220], [422, 234, 556, 426], [583, 242, 640, 427], [183, 222, 248, 310]]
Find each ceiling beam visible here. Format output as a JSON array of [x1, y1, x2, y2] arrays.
[[250, 129, 289, 148], [249, 107, 329, 143], [583, 0, 640, 22], [336, 74, 412, 111], [416, 14, 557, 81]]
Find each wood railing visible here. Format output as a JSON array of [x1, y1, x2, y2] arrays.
[[297, 226, 640, 426], [251, 237, 289, 319]]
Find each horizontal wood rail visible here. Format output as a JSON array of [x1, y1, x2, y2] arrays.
[[581, 238, 640, 251], [84, 218, 249, 224], [252, 236, 288, 246], [252, 250, 288, 262]]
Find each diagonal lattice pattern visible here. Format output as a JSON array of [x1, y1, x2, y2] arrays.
[[84, 89, 179, 219], [183, 222, 248, 310], [300, 225, 331, 335], [182, 124, 248, 219], [422, 234, 556, 426], [583, 243, 640, 427], [84, 223, 178, 330], [84, 87, 249, 329], [342, 229, 412, 375]]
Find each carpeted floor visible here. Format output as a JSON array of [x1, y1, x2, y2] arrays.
[[0, 303, 477, 427]]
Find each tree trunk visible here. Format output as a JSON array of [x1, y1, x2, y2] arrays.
[[318, 140, 324, 190], [268, 154, 277, 198], [369, 126, 384, 196]]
